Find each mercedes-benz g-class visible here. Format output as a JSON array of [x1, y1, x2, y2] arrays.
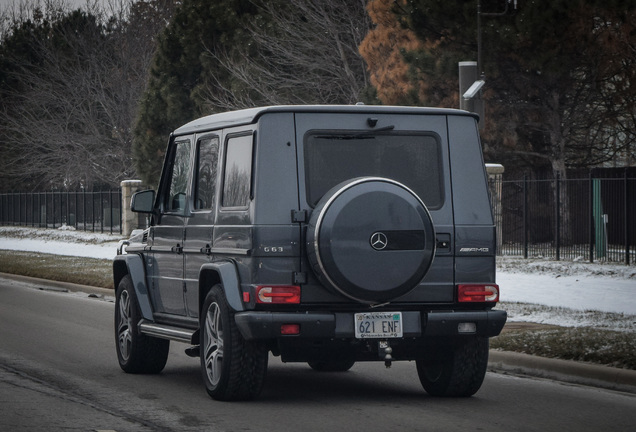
[[113, 105, 507, 400]]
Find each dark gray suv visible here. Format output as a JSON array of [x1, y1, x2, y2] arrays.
[[113, 105, 506, 401]]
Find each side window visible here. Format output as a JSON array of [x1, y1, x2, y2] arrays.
[[165, 139, 192, 213], [222, 134, 253, 208], [194, 136, 219, 210]]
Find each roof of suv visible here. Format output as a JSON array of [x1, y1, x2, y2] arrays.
[[174, 105, 478, 135]]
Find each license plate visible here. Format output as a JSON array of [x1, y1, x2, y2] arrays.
[[354, 312, 403, 339]]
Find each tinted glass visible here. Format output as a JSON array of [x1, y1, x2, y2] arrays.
[[305, 132, 443, 208], [194, 136, 219, 210], [222, 134, 253, 208], [165, 139, 192, 213]]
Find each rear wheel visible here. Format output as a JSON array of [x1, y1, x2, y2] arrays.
[[200, 285, 268, 401], [115, 275, 169, 374], [416, 337, 489, 397]]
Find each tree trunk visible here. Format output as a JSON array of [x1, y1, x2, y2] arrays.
[[547, 96, 572, 248]]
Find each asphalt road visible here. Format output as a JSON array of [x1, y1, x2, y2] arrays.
[[1, 276, 635, 432]]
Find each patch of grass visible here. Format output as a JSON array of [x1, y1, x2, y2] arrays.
[[0, 250, 113, 289], [491, 327, 636, 370]]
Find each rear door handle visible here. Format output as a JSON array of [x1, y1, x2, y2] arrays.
[[171, 243, 183, 254]]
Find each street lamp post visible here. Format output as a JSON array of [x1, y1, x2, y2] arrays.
[[460, 0, 517, 129]]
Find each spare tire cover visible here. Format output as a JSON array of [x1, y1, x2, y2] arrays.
[[306, 177, 436, 303]]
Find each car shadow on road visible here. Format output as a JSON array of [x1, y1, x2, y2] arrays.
[[259, 361, 429, 402], [153, 356, 496, 406]]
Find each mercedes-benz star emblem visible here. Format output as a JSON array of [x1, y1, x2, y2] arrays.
[[370, 232, 388, 251]]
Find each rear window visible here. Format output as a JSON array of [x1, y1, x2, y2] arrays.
[[222, 133, 253, 208], [305, 132, 443, 209]]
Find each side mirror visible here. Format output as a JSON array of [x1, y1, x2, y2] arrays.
[[131, 189, 155, 213]]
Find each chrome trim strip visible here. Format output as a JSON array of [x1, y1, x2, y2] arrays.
[[208, 247, 251, 256], [138, 320, 195, 343]]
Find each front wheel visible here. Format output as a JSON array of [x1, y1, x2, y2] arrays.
[[416, 337, 489, 397], [115, 275, 169, 374], [200, 285, 268, 401]]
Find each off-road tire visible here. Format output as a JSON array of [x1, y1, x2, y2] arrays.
[[200, 285, 268, 401], [115, 275, 169, 374], [416, 337, 489, 397]]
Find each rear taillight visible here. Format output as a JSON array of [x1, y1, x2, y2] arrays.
[[256, 285, 301, 304], [457, 284, 499, 302]]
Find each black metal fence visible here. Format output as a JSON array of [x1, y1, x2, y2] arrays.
[[1, 172, 635, 263], [496, 174, 635, 264], [0, 190, 122, 234]]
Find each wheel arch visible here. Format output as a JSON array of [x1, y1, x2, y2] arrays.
[[113, 254, 154, 320], [199, 261, 244, 315]]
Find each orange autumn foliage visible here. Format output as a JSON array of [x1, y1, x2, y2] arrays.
[[359, 0, 424, 105]]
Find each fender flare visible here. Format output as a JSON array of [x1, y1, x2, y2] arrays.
[[199, 261, 244, 312], [113, 254, 153, 321]]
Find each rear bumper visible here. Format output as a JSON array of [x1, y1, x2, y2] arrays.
[[235, 309, 507, 341]]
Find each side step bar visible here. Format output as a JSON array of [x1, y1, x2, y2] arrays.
[[138, 320, 196, 344]]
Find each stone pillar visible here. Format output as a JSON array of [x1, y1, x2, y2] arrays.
[[120, 180, 144, 237], [485, 164, 504, 252]]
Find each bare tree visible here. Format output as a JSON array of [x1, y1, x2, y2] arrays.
[[488, 7, 636, 177], [198, 0, 372, 111], [0, 0, 175, 191]]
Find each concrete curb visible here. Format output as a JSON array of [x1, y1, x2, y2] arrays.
[[3, 272, 636, 394], [489, 350, 636, 394], [0, 272, 114, 298]]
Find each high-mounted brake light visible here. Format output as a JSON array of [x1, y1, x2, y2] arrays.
[[457, 284, 499, 303], [256, 285, 301, 304]]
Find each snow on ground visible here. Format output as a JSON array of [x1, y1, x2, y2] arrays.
[[499, 272, 636, 314], [0, 226, 123, 260], [497, 257, 636, 331], [497, 257, 636, 315], [1, 227, 635, 330]]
